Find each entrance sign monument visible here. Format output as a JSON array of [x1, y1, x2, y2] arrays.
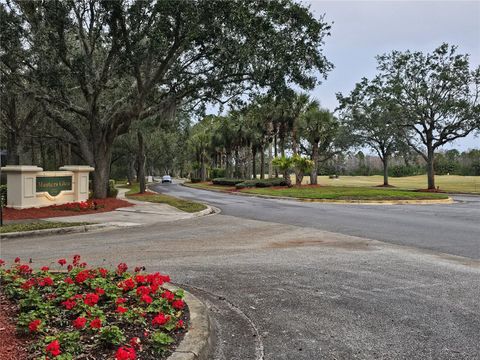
[[1, 165, 94, 209]]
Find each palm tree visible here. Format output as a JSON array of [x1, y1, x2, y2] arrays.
[[298, 106, 339, 185]]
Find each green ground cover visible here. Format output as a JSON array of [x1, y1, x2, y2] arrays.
[[0, 222, 90, 234], [295, 175, 480, 193], [122, 183, 207, 213], [242, 186, 449, 201], [187, 175, 479, 194]]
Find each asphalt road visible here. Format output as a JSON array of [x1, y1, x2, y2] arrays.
[[152, 183, 480, 259], [2, 214, 479, 360], [2, 183, 480, 359]]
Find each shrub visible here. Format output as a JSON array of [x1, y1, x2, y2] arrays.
[[0, 184, 6, 207], [389, 165, 423, 177], [190, 178, 202, 183], [210, 168, 226, 179], [107, 179, 118, 198], [235, 178, 287, 189], [212, 178, 246, 186], [0, 256, 187, 359]]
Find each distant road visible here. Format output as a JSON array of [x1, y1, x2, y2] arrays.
[[152, 182, 480, 259]]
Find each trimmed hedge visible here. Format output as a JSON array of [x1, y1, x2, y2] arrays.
[[235, 178, 288, 189], [190, 178, 202, 183], [0, 184, 6, 207], [212, 178, 246, 186], [210, 168, 226, 179]]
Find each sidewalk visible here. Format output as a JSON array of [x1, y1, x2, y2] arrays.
[[43, 188, 200, 227]]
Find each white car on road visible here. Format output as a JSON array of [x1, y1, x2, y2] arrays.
[[161, 175, 172, 183]]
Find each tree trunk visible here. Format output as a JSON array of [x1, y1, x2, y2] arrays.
[[310, 142, 319, 185], [292, 125, 298, 155], [296, 172, 303, 186], [295, 170, 302, 186], [200, 152, 207, 181], [92, 150, 112, 199], [6, 133, 20, 165], [268, 141, 273, 179], [30, 137, 35, 165], [40, 139, 47, 169], [260, 144, 265, 179], [427, 146, 435, 190], [225, 152, 232, 178], [137, 130, 146, 193], [382, 156, 389, 186], [234, 149, 240, 178], [252, 146, 257, 180], [274, 134, 279, 178], [127, 157, 135, 184]]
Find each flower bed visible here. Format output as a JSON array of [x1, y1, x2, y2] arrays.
[[3, 198, 134, 221], [0, 256, 188, 359], [53, 200, 103, 212]]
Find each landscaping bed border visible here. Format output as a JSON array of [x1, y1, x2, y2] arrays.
[[182, 182, 454, 205], [164, 284, 214, 360]]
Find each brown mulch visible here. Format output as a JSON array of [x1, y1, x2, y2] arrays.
[[0, 294, 30, 360], [3, 198, 134, 221]]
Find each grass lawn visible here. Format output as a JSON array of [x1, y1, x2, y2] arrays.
[[122, 183, 207, 213], [0, 221, 90, 234], [243, 186, 449, 201], [291, 175, 479, 193]]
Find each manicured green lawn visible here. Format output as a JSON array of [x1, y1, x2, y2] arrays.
[[290, 175, 479, 193], [123, 182, 207, 213], [243, 186, 449, 201], [0, 221, 90, 234]]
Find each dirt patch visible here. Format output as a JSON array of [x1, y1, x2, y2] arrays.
[[267, 238, 375, 251], [0, 294, 30, 360], [375, 184, 396, 188], [4, 198, 133, 220]]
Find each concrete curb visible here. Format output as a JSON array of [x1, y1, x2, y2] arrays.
[[165, 284, 214, 360], [181, 183, 454, 205], [0, 223, 114, 240]]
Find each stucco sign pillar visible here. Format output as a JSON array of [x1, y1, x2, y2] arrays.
[[1, 165, 94, 209]]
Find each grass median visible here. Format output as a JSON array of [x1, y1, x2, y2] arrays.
[[0, 221, 90, 234], [242, 186, 450, 201], [122, 183, 207, 213]]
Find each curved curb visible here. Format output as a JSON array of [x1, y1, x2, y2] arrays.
[[242, 194, 454, 205], [0, 223, 114, 240], [181, 183, 453, 205], [147, 184, 221, 217], [165, 284, 214, 360]]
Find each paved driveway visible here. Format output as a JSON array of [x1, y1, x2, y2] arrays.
[[152, 183, 480, 259]]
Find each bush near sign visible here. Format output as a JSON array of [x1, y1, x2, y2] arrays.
[[36, 176, 73, 197]]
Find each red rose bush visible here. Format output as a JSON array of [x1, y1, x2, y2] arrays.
[[0, 256, 187, 359]]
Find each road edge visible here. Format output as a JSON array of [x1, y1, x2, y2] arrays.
[[147, 184, 221, 216], [165, 284, 215, 360], [181, 183, 453, 205], [0, 223, 115, 240]]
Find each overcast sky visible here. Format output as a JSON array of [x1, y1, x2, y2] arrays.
[[305, 0, 480, 150]]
